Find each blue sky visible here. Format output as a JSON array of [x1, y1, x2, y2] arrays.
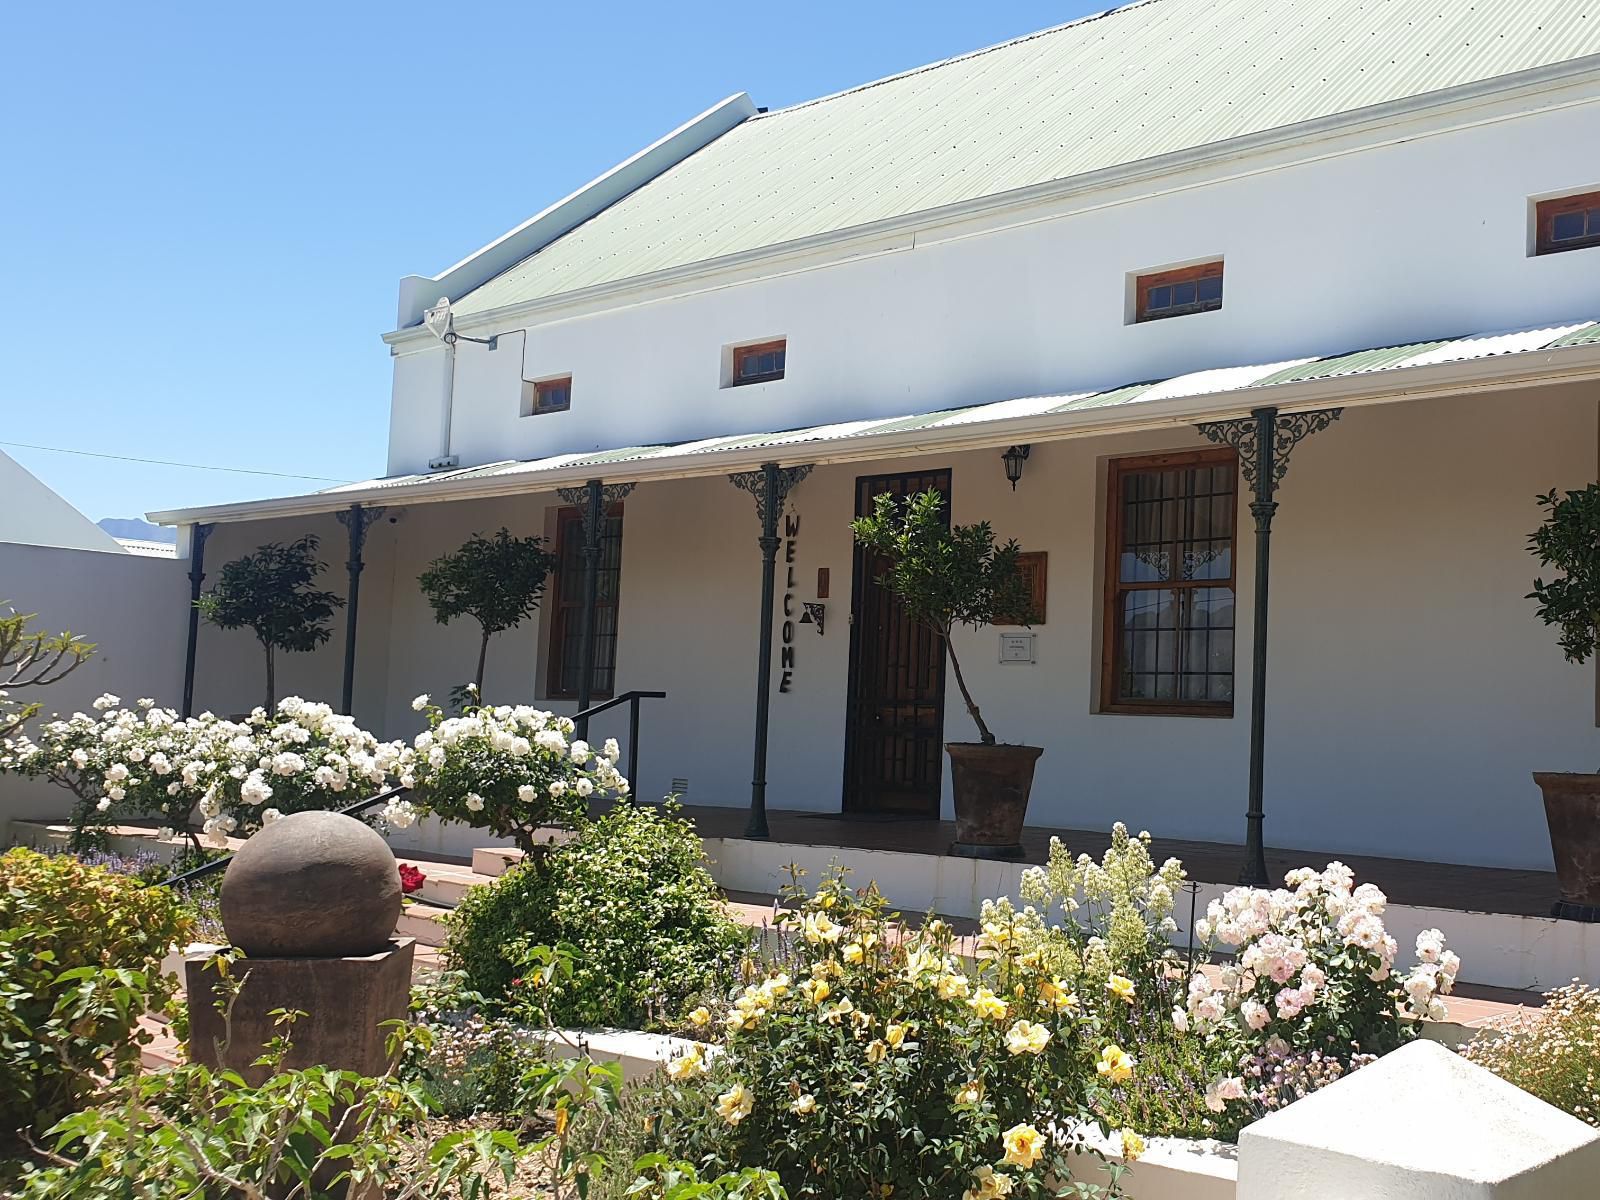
[[3, 2, 1099, 525]]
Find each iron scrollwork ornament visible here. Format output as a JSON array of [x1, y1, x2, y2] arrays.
[[557, 482, 636, 543], [728, 464, 814, 528], [1196, 407, 1342, 498]]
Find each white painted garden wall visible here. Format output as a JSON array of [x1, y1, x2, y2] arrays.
[[0, 541, 188, 827], [182, 380, 1596, 874], [385, 97, 1600, 476]]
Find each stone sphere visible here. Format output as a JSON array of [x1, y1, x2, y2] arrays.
[[220, 810, 401, 958]]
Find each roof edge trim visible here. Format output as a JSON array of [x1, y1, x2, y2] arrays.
[[394, 92, 759, 329]]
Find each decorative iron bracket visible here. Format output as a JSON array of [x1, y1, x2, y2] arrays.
[[187, 522, 214, 587], [557, 481, 635, 544], [728, 464, 813, 529], [1195, 407, 1342, 499], [335, 504, 386, 566]]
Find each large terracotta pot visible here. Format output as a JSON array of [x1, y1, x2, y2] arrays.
[[946, 743, 1043, 860], [1533, 772, 1600, 920]]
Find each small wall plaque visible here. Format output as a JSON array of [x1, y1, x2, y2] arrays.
[[999, 633, 1036, 664]]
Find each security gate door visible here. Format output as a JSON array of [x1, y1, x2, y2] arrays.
[[842, 468, 951, 816]]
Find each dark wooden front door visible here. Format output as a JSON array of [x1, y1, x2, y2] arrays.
[[842, 469, 951, 816]]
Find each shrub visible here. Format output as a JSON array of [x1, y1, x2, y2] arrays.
[[407, 697, 628, 855], [14, 1025, 528, 1199], [637, 867, 1127, 1200], [0, 848, 192, 1138], [445, 801, 748, 1028], [0, 695, 416, 850], [1462, 980, 1600, 1125]]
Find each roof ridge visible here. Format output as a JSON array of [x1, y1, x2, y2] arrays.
[[751, 0, 1161, 120]]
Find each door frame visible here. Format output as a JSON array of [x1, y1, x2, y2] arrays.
[[841, 467, 952, 816]]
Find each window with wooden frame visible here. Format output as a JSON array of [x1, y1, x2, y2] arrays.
[[1134, 261, 1224, 322], [545, 503, 623, 699], [997, 551, 1048, 625], [731, 339, 786, 385], [526, 376, 572, 415], [1536, 190, 1600, 255], [1101, 450, 1237, 715]]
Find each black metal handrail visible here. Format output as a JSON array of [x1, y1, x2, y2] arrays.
[[146, 689, 666, 891]]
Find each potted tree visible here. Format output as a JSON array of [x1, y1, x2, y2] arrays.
[[1529, 485, 1600, 918], [197, 535, 343, 711], [852, 489, 1038, 858], [418, 528, 557, 699]]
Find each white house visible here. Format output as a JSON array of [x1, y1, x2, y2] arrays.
[[148, 0, 1600, 880]]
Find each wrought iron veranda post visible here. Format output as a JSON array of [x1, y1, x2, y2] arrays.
[[729, 462, 813, 839], [335, 503, 384, 716], [558, 480, 634, 739], [180, 522, 213, 718], [1198, 406, 1341, 886]]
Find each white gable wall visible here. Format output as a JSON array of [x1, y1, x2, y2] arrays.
[[386, 94, 1600, 477]]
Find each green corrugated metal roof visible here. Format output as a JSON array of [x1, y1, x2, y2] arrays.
[[452, 0, 1600, 315]]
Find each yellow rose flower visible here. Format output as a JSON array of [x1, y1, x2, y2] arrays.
[[884, 1022, 909, 1048], [790, 1093, 817, 1115], [666, 1048, 704, 1080], [802, 978, 831, 1005], [954, 1079, 984, 1106], [1001, 1123, 1045, 1169], [686, 1006, 712, 1028], [1097, 1043, 1136, 1084], [823, 998, 855, 1025], [1106, 974, 1136, 1005], [724, 1007, 758, 1033], [1119, 1129, 1146, 1162], [843, 942, 865, 964], [715, 1083, 754, 1125], [1039, 978, 1078, 1012], [802, 911, 843, 944], [866, 1038, 888, 1063], [968, 986, 1009, 1021], [1004, 1019, 1051, 1056], [962, 1165, 1015, 1200], [936, 972, 971, 1001]]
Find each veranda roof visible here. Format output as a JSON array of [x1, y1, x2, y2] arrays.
[[150, 319, 1600, 527]]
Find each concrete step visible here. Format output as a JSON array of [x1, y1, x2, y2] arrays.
[[467, 828, 576, 877], [397, 857, 489, 907], [396, 901, 452, 947]]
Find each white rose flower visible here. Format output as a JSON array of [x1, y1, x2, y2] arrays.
[[70, 748, 89, 768], [412, 694, 430, 712], [517, 784, 538, 803], [465, 792, 485, 812], [569, 740, 591, 763], [575, 777, 594, 798], [548, 780, 568, 798], [157, 826, 175, 841], [261, 808, 283, 825], [95, 797, 112, 812], [603, 738, 621, 763]]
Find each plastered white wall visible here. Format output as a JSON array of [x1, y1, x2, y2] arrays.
[[190, 381, 1595, 872], [0, 542, 187, 824], [388, 99, 1600, 477]]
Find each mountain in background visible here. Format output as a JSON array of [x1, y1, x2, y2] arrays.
[[96, 517, 177, 544]]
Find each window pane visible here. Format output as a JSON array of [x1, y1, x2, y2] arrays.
[[1110, 461, 1235, 707], [1172, 281, 1197, 306], [1148, 285, 1171, 310], [1553, 211, 1585, 241], [1588, 208, 1600, 234], [1197, 275, 1223, 302]]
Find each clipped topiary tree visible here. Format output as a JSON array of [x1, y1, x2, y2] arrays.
[[417, 528, 557, 696], [1528, 484, 1600, 914], [852, 489, 1038, 858], [196, 535, 343, 711]]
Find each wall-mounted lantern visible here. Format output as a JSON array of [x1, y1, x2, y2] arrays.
[[1002, 444, 1031, 490]]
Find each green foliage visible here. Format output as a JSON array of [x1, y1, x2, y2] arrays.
[[0, 848, 192, 1138], [444, 802, 749, 1029], [1463, 980, 1600, 1126], [418, 528, 557, 693], [626, 1155, 787, 1199], [14, 1025, 528, 1199], [0, 604, 95, 739], [850, 490, 1032, 743], [197, 535, 343, 708], [1529, 485, 1600, 664]]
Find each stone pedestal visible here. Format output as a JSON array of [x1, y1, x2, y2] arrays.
[[1238, 1039, 1600, 1199], [185, 939, 415, 1086]]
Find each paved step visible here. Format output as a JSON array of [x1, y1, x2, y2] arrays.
[[396, 901, 452, 947]]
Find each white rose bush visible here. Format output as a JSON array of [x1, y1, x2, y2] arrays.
[[406, 696, 629, 854], [0, 694, 417, 852]]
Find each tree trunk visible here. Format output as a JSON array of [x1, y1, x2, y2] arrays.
[[263, 643, 276, 713], [475, 631, 490, 696], [942, 632, 995, 745]]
